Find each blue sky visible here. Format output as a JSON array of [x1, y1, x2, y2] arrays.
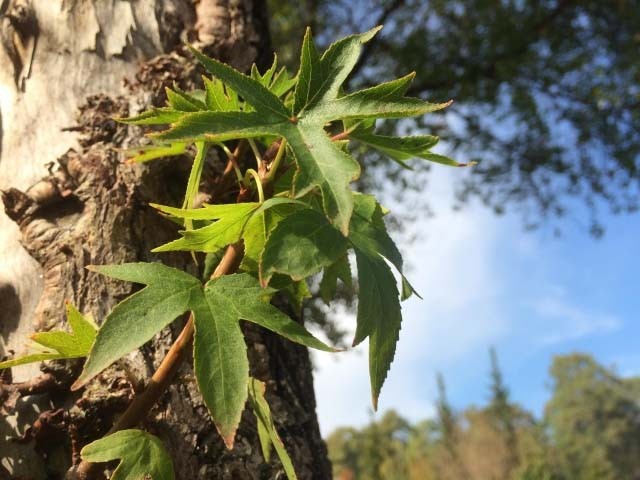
[[312, 166, 640, 435]]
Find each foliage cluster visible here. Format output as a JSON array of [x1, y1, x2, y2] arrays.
[[327, 352, 640, 480], [1, 27, 460, 478], [270, 0, 640, 235]]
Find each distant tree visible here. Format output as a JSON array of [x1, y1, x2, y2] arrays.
[[269, 0, 640, 234], [434, 373, 470, 480], [405, 419, 439, 480], [326, 410, 413, 480], [487, 347, 520, 475], [545, 353, 640, 480], [326, 427, 361, 480], [326, 354, 640, 480]]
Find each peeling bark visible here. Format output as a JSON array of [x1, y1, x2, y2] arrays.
[[0, 1, 331, 478]]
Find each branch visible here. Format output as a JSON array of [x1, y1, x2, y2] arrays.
[[1, 372, 63, 403], [348, 0, 405, 81], [407, 0, 576, 95]]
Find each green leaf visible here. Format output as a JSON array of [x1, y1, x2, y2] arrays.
[[207, 274, 334, 353], [80, 429, 174, 480], [260, 208, 350, 286], [192, 274, 335, 447], [189, 45, 290, 120], [135, 27, 452, 237], [154, 31, 449, 233], [353, 252, 402, 410], [165, 86, 206, 112], [72, 263, 201, 389], [248, 378, 298, 480], [152, 203, 259, 253], [319, 254, 352, 304], [117, 108, 184, 125], [123, 142, 188, 164], [0, 303, 97, 369]]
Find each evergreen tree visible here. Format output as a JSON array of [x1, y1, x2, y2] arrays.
[[487, 347, 519, 475]]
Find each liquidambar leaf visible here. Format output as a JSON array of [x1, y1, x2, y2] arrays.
[[256, 195, 411, 409], [249, 378, 298, 479], [260, 208, 350, 286], [152, 198, 303, 254], [154, 27, 450, 234], [0, 303, 96, 370], [72, 263, 201, 389], [192, 273, 335, 448], [80, 429, 174, 480], [152, 203, 260, 253], [319, 254, 352, 304], [348, 195, 414, 408]]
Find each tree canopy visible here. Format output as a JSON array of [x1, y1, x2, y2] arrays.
[[327, 351, 640, 480], [269, 0, 640, 234]]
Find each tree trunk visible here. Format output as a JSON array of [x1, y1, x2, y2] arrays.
[[0, 1, 331, 478]]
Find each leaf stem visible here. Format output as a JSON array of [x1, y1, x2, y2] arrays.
[[266, 139, 287, 182], [245, 168, 265, 203], [247, 138, 263, 169], [221, 143, 244, 185]]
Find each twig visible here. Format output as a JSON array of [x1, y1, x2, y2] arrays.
[[1, 372, 64, 402]]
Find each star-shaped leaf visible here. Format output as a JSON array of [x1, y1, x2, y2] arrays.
[[149, 27, 449, 234], [192, 273, 335, 447], [151, 198, 303, 254], [255, 195, 414, 409], [72, 263, 334, 448], [0, 303, 96, 369], [80, 429, 174, 480], [72, 263, 202, 389]]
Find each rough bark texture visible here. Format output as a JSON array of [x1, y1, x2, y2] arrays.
[[0, 1, 331, 478]]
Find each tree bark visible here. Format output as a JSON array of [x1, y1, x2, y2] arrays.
[[0, 1, 331, 478]]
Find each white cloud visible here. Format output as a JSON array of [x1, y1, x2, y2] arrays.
[[531, 296, 621, 346]]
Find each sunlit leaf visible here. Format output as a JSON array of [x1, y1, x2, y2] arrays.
[[81, 429, 174, 480], [0, 303, 96, 369], [249, 378, 298, 479]]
